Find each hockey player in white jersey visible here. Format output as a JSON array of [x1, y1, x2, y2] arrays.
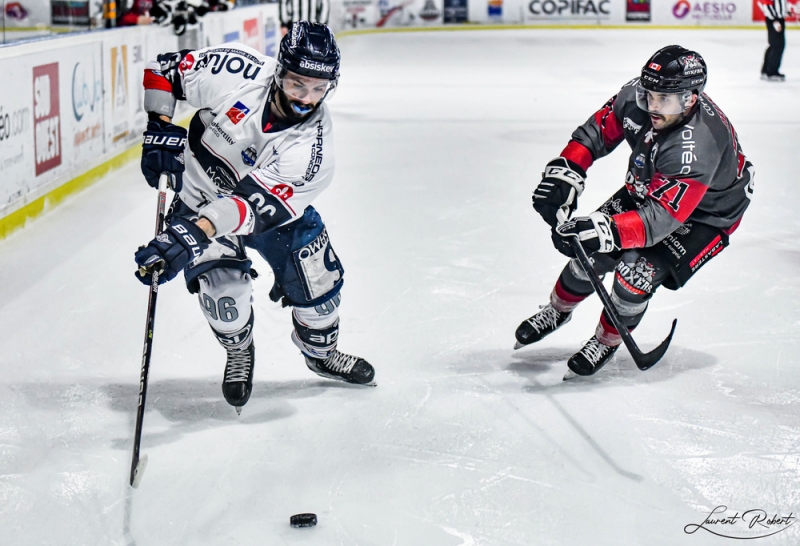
[[133, 22, 375, 411]]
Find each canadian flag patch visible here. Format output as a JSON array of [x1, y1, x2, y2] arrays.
[[649, 62, 661, 71], [225, 101, 251, 125]]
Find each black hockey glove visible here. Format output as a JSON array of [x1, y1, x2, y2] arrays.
[[553, 212, 620, 258], [134, 218, 209, 285], [141, 119, 187, 192], [533, 157, 586, 229]]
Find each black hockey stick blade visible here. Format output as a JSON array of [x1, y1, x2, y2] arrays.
[[625, 318, 677, 371]]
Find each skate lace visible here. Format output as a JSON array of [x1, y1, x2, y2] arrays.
[[580, 338, 613, 365], [323, 351, 359, 374], [225, 350, 251, 383], [527, 304, 562, 333]]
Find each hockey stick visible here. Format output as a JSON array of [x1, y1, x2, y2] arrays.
[[557, 207, 677, 371], [130, 173, 171, 488]]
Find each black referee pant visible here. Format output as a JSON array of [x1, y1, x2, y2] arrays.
[[762, 18, 786, 76]]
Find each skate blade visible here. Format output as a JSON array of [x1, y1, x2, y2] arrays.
[[131, 454, 149, 489], [562, 369, 580, 381], [513, 341, 525, 350], [235, 406, 242, 415]]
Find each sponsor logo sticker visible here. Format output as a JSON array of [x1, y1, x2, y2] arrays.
[[33, 63, 62, 176], [226, 101, 251, 125]]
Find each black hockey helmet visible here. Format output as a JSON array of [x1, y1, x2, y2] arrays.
[[277, 21, 340, 82], [273, 22, 340, 118], [640, 45, 707, 95]]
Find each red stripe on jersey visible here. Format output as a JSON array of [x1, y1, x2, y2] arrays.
[[647, 174, 708, 224], [593, 102, 625, 148], [560, 141, 594, 171], [143, 69, 172, 92], [613, 210, 646, 249], [232, 196, 249, 232]]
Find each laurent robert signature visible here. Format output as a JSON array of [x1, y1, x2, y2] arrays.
[[684, 505, 795, 539]]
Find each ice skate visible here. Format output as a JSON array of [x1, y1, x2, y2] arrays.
[[567, 336, 618, 377], [304, 350, 376, 386], [514, 304, 572, 349], [222, 342, 255, 412]]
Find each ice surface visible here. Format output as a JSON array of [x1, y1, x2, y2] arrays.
[[1, 29, 799, 545]]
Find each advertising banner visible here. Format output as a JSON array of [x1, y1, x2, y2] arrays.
[[524, 0, 613, 22], [66, 44, 105, 172], [626, 0, 651, 21], [33, 63, 63, 178], [202, 5, 281, 57], [103, 29, 149, 150], [0, 59, 34, 207], [444, 0, 469, 22], [752, 0, 798, 21], [651, 0, 747, 24], [51, 0, 92, 25], [333, 0, 444, 29]]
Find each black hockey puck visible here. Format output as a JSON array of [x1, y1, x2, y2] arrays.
[[290, 513, 317, 528]]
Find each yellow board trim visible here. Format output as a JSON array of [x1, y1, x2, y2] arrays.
[[0, 116, 191, 241], [0, 145, 141, 240]]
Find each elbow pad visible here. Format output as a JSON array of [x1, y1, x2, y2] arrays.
[[143, 61, 177, 118], [199, 196, 256, 237]]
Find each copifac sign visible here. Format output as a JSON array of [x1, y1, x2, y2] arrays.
[[33, 63, 62, 177], [527, 0, 611, 18]]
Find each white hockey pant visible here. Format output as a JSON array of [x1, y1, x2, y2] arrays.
[[196, 268, 254, 352]]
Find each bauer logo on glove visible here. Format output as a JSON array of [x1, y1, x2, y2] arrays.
[[134, 218, 209, 285]]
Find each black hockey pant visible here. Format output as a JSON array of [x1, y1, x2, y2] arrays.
[[557, 226, 727, 341], [762, 18, 786, 76]]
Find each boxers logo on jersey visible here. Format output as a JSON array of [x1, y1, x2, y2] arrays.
[[648, 62, 661, 71], [615, 257, 655, 295], [226, 101, 250, 125]]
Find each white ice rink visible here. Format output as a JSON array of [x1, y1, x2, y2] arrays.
[[1, 28, 799, 545]]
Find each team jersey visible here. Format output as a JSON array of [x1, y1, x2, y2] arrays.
[[561, 78, 754, 249], [144, 43, 334, 237]]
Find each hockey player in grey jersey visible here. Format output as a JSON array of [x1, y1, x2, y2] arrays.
[[515, 45, 754, 377], [133, 22, 375, 411]]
